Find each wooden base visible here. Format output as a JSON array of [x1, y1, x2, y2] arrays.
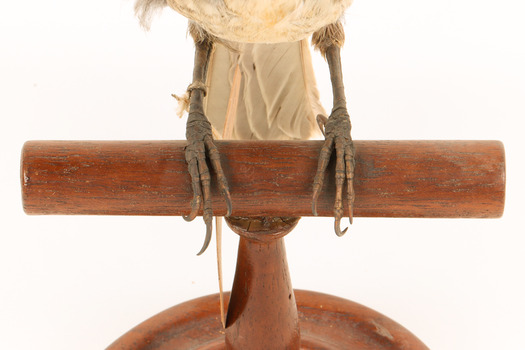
[[107, 217, 428, 349], [106, 290, 428, 350]]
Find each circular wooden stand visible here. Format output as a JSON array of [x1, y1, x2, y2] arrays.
[[107, 217, 429, 350], [107, 290, 428, 350]]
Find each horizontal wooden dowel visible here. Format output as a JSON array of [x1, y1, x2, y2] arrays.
[[21, 140, 505, 218]]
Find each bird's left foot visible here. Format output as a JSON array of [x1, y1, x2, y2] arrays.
[[312, 107, 355, 236]]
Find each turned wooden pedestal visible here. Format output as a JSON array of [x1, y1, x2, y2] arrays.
[[224, 217, 301, 349], [105, 216, 429, 350], [21, 140, 505, 349]]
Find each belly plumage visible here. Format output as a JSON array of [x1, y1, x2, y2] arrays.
[[166, 0, 352, 43]]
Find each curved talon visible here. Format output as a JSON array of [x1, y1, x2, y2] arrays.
[[312, 199, 319, 217], [196, 220, 213, 256], [312, 182, 322, 216], [316, 114, 328, 137], [224, 191, 233, 217], [183, 197, 201, 222], [183, 213, 197, 222], [334, 218, 348, 237]]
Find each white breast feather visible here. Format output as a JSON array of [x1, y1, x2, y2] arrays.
[[166, 0, 352, 43]]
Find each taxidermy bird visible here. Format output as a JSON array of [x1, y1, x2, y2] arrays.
[[134, 0, 355, 253]]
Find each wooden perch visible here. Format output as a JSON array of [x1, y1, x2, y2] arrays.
[[21, 140, 505, 218]]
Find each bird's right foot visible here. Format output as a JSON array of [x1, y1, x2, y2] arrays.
[[184, 110, 232, 255]]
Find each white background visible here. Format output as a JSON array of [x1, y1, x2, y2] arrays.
[[1, 0, 524, 349]]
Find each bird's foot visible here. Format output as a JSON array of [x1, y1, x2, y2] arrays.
[[312, 107, 355, 236], [184, 111, 232, 255]]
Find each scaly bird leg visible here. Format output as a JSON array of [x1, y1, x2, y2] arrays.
[[184, 24, 232, 255], [311, 22, 355, 236]]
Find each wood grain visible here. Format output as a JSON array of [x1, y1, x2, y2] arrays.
[[106, 290, 429, 350], [224, 217, 301, 350], [21, 140, 505, 218]]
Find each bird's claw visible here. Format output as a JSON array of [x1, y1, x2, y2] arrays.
[[334, 217, 349, 237], [196, 218, 213, 256], [185, 113, 232, 255], [312, 109, 355, 237], [183, 196, 201, 222], [316, 114, 328, 137]]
